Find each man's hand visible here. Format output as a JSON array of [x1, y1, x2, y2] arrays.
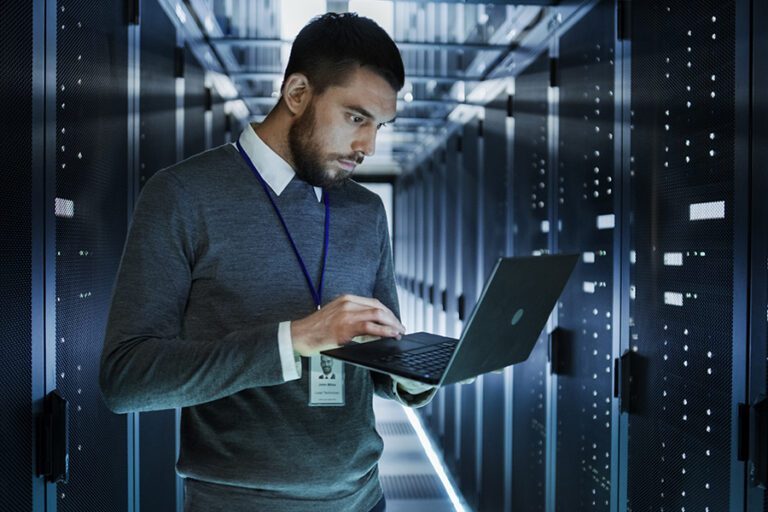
[[291, 295, 406, 357], [391, 374, 435, 397]]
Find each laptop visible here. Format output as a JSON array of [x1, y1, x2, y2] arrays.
[[321, 254, 579, 386]]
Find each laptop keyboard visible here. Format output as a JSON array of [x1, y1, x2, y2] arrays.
[[376, 340, 458, 376]]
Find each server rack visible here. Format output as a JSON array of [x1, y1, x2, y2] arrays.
[[554, 2, 617, 510], [1, 2, 39, 511], [137, 1, 180, 510], [407, 1, 765, 511], [54, 1, 130, 510], [509, 49, 551, 512]]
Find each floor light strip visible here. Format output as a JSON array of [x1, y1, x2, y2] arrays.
[[403, 406, 467, 512]]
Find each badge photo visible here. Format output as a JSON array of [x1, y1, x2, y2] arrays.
[[309, 354, 345, 406]]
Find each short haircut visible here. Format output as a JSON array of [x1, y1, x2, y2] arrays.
[[283, 12, 405, 95]]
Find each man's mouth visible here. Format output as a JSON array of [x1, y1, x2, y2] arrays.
[[337, 159, 357, 172]]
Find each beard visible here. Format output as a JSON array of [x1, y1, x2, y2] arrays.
[[288, 101, 361, 189]]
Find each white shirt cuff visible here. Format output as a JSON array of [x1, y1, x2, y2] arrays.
[[278, 321, 301, 381], [391, 374, 437, 406]]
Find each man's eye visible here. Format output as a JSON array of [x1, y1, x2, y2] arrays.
[[377, 123, 388, 130], [351, 115, 364, 123]]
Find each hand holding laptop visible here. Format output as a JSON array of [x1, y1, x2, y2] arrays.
[[290, 294, 406, 357], [321, 255, 579, 386]]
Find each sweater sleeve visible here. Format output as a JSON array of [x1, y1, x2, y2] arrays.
[[369, 200, 436, 408], [99, 169, 292, 414]]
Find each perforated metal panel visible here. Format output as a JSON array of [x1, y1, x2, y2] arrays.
[[140, 0, 176, 185], [483, 94, 509, 274], [478, 94, 510, 512], [510, 50, 550, 512], [442, 134, 462, 475], [55, 0, 129, 509], [138, 5, 179, 507], [458, 120, 480, 507], [0, 2, 34, 509], [627, 2, 737, 511], [554, 2, 616, 510], [422, 164, 434, 334], [184, 45, 206, 159], [432, 154, 446, 336]]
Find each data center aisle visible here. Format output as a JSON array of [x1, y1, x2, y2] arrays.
[[373, 397, 465, 512]]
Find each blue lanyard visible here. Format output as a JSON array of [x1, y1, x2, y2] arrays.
[[236, 140, 330, 310]]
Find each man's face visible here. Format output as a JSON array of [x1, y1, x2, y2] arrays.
[[288, 66, 397, 188], [320, 355, 333, 375]]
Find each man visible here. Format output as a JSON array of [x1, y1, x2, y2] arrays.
[[319, 355, 336, 379], [99, 12, 436, 512]]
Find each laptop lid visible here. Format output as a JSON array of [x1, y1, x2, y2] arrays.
[[439, 254, 578, 385]]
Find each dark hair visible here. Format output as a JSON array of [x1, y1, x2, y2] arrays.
[[283, 12, 405, 95]]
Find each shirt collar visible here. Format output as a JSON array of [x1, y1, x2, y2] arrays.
[[235, 123, 322, 202]]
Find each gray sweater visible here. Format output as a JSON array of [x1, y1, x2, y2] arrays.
[[99, 143, 407, 511]]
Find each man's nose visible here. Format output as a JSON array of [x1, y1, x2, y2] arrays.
[[352, 126, 376, 157]]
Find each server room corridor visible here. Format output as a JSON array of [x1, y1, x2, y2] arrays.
[[2, 0, 767, 511]]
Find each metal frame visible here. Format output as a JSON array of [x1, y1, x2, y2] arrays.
[[126, 9, 142, 512], [231, 71, 485, 83], [731, 0, 752, 508], [503, 88, 516, 512], [747, 0, 766, 508], [43, 0, 59, 509], [615, 0, 632, 509], [31, 0, 50, 509], [380, 0, 556, 4], [211, 37, 510, 52]]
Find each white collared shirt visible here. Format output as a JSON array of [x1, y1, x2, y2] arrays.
[[235, 123, 322, 202]]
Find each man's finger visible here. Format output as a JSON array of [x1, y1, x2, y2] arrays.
[[348, 309, 404, 334]]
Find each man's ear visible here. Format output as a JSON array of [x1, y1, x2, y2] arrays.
[[282, 73, 312, 116]]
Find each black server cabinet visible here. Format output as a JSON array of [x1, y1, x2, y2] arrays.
[[415, 168, 425, 332], [409, 178, 418, 332], [433, 151, 447, 338], [139, 0, 177, 186], [421, 163, 435, 428], [554, 2, 617, 510], [510, 49, 551, 512], [626, 1, 749, 511], [751, 1, 768, 509], [138, 1, 180, 511], [458, 118, 481, 508], [426, 152, 448, 442], [0, 2, 36, 510], [442, 134, 462, 476], [478, 92, 510, 512], [423, 163, 434, 335], [55, 0, 130, 510], [184, 45, 206, 159]]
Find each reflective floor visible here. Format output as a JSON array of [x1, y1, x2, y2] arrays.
[[373, 397, 464, 512]]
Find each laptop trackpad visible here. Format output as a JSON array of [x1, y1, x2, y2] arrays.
[[350, 338, 425, 356]]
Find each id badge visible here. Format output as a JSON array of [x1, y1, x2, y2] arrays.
[[309, 354, 345, 406]]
